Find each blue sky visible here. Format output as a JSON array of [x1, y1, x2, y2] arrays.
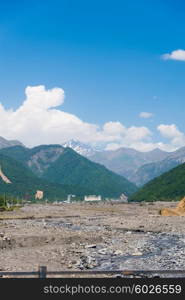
[[0, 0, 185, 151]]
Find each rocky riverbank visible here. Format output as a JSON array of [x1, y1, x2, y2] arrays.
[[0, 201, 185, 277]]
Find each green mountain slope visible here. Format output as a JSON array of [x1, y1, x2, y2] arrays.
[[41, 148, 137, 197], [0, 154, 91, 200], [129, 162, 185, 202], [0, 145, 30, 165], [0, 145, 137, 198], [0, 145, 64, 174]]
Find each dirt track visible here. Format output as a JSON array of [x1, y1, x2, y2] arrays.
[[0, 201, 185, 277]]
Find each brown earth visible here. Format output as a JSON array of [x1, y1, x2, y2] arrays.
[[160, 197, 185, 216]]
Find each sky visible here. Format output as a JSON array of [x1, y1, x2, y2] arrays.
[[0, 0, 185, 151]]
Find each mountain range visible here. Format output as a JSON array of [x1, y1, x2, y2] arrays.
[[131, 146, 185, 186], [62, 140, 185, 187], [1, 136, 185, 202], [89, 147, 169, 183], [0, 144, 137, 200]]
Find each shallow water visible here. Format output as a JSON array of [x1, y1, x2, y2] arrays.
[[89, 232, 185, 277]]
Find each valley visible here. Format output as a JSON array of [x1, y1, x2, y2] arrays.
[[62, 139, 185, 186], [1, 137, 185, 203], [0, 144, 137, 200]]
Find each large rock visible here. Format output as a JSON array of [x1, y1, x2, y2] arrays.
[[160, 197, 185, 216]]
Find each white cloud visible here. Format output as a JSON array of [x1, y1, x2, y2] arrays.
[[157, 124, 185, 149], [0, 85, 184, 152], [162, 49, 185, 61], [126, 126, 152, 141], [139, 112, 154, 119], [102, 122, 126, 135], [0, 85, 99, 147], [158, 124, 181, 139], [104, 124, 185, 152], [0, 85, 152, 149]]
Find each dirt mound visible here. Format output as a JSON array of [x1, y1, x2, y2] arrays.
[[160, 197, 185, 216]]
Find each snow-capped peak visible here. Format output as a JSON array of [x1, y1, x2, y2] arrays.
[[62, 139, 96, 157]]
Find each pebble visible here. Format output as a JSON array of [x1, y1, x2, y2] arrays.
[[85, 244, 97, 249], [125, 231, 132, 235], [114, 250, 123, 256], [75, 250, 83, 253], [98, 248, 108, 255], [132, 250, 143, 256]]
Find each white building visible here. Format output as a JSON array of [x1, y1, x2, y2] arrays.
[[84, 195, 102, 201], [35, 190, 44, 200]]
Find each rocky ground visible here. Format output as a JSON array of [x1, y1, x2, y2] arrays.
[[0, 201, 185, 277]]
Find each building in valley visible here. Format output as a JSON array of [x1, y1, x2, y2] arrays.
[[84, 195, 102, 201]]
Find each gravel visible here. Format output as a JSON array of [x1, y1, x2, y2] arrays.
[[0, 201, 185, 277]]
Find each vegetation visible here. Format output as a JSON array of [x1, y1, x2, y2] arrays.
[[0, 145, 30, 166], [42, 148, 138, 197], [0, 154, 93, 201], [0, 194, 23, 211], [129, 162, 185, 202], [0, 146, 137, 199]]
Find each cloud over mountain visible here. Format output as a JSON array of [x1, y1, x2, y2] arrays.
[[157, 124, 185, 149], [0, 85, 184, 152]]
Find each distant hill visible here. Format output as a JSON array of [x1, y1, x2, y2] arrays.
[[0, 145, 137, 198], [3, 138, 185, 189], [60, 142, 185, 187], [129, 162, 185, 202], [132, 146, 185, 186], [0, 136, 24, 149], [131, 159, 179, 186], [60, 140, 170, 183], [89, 147, 169, 181]]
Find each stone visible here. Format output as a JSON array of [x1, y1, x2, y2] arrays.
[[114, 250, 123, 256], [68, 264, 73, 269], [85, 244, 97, 249], [75, 250, 83, 253], [98, 248, 108, 255], [79, 255, 98, 269], [132, 250, 143, 256]]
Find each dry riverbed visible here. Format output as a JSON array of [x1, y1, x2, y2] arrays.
[[0, 201, 185, 277]]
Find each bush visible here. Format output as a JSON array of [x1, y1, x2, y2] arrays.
[[0, 194, 22, 209], [0, 195, 5, 207]]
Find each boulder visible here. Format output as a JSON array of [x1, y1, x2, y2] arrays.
[[160, 197, 185, 216]]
